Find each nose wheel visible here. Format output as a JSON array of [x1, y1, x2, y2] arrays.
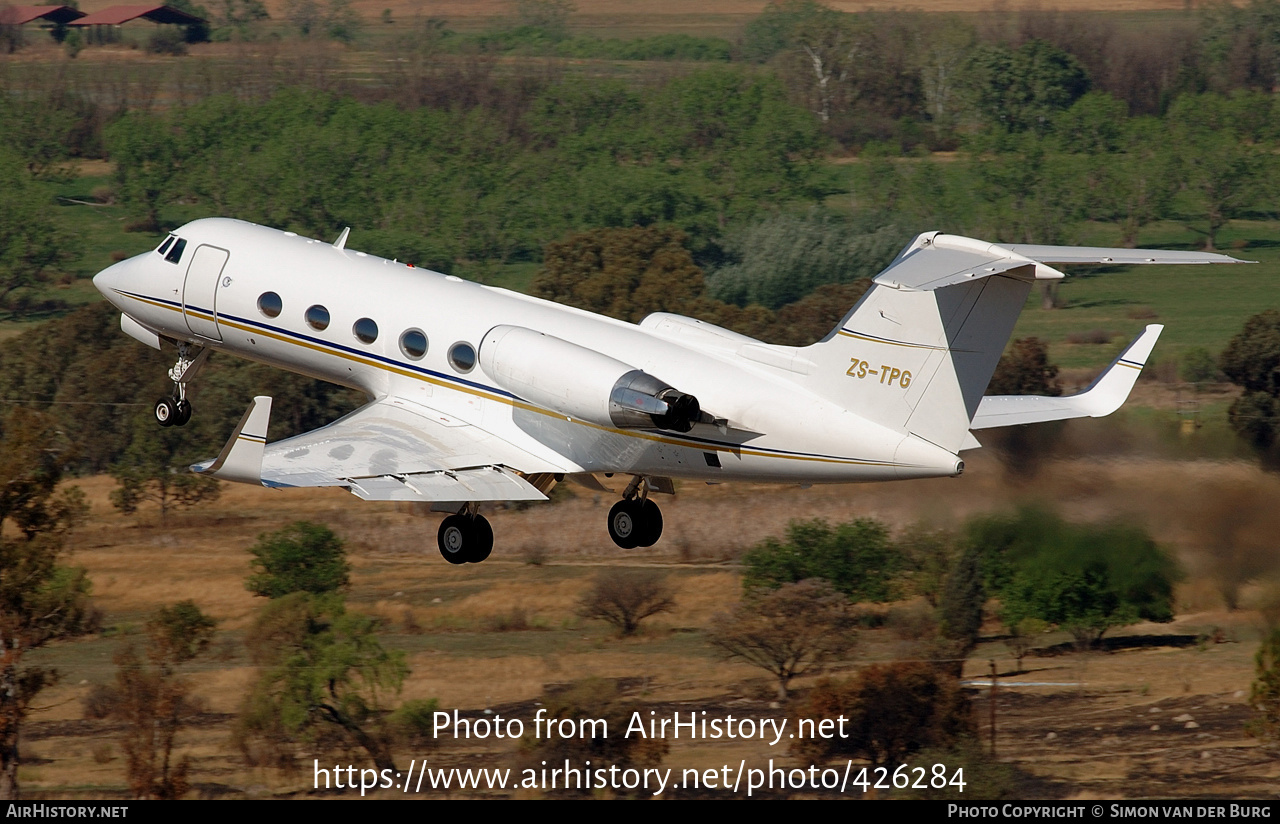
[[437, 512, 494, 564], [155, 343, 209, 428], [154, 397, 192, 427], [608, 498, 663, 549]]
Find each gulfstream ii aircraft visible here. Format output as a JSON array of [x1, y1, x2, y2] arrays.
[[93, 219, 1245, 563]]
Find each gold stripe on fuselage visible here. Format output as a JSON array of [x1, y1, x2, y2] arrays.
[[118, 290, 902, 470]]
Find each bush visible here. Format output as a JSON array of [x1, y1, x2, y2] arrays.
[[707, 579, 856, 700], [966, 506, 1179, 648], [1249, 628, 1280, 747], [246, 521, 350, 598], [576, 569, 674, 637], [793, 662, 976, 766], [146, 28, 188, 55], [742, 518, 902, 603]]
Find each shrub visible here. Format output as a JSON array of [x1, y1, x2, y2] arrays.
[[793, 662, 976, 766], [577, 569, 674, 637], [742, 518, 902, 603], [246, 521, 350, 598]]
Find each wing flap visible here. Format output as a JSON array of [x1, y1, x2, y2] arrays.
[[257, 395, 567, 488], [347, 467, 547, 503]]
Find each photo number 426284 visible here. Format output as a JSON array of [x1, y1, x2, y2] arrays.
[[849, 764, 965, 793]]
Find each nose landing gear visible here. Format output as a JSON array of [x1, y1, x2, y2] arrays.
[[607, 477, 663, 549], [154, 343, 209, 428]]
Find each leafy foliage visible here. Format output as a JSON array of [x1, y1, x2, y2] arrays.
[[1222, 309, 1280, 450], [109, 415, 221, 522], [1249, 628, 1280, 748], [706, 211, 905, 310], [110, 602, 217, 799], [986, 337, 1062, 396], [742, 518, 902, 603], [246, 521, 350, 599], [235, 592, 406, 772], [707, 579, 855, 699], [0, 150, 70, 312], [960, 39, 1091, 134], [966, 506, 1179, 648], [0, 408, 95, 798]]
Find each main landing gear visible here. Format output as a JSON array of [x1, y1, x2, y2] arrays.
[[437, 507, 493, 565], [607, 476, 663, 549], [154, 343, 210, 428]]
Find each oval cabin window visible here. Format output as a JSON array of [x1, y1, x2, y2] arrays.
[[448, 342, 476, 373], [353, 317, 378, 344], [305, 305, 330, 331], [400, 329, 428, 360], [258, 292, 283, 318]]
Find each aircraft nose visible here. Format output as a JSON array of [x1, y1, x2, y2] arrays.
[[93, 257, 139, 305]]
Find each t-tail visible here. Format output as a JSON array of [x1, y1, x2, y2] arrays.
[[797, 232, 1248, 454]]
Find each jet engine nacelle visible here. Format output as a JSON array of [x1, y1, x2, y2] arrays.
[[479, 325, 701, 432]]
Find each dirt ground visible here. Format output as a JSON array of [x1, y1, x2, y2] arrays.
[[7, 442, 1278, 799]]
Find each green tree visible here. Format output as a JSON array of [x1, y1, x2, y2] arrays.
[[0, 151, 70, 312], [707, 579, 856, 699], [986, 337, 1062, 396], [109, 416, 221, 523], [105, 113, 183, 232], [960, 39, 1090, 134], [968, 506, 1179, 649], [936, 543, 985, 665], [742, 517, 903, 602], [531, 226, 712, 323], [705, 210, 905, 310], [235, 592, 406, 772], [0, 408, 95, 799], [1167, 93, 1266, 251], [110, 602, 217, 799], [246, 521, 350, 598], [1221, 309, 1280, 450], [1249, 627, 1280, 747]]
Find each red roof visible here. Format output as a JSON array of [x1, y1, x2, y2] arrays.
[[0, 5, 86, 25], [71, 4, 204, 25]]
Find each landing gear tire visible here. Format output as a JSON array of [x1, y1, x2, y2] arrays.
[[174, 399, 192, 427], [636, 499, 663, 547], [437, 513, 494, 564], [154, 398, 177, 427], [608, 500, 642, 549], [469, 516, 493, 563]]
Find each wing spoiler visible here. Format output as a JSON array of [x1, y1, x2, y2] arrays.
[[969, 325, 1162, 430]]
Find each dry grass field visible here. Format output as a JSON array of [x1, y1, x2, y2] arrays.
[[10, 437, 1279, 799]]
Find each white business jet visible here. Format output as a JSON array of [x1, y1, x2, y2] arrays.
[[92, 219, 1244, 563]]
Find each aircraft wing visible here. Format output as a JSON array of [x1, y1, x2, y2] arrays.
[[192, 395, 561, 504], [970, 325, 1162, 430]]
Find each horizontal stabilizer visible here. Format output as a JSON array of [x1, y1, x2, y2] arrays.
[[874, 233, 1252, 294], [192, 395, 272, 483], [970, 325, 1162, 430], [1001, 244, 1252, 266]]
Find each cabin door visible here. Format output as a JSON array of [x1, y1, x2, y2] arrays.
[[182, 244, 228, 341]]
